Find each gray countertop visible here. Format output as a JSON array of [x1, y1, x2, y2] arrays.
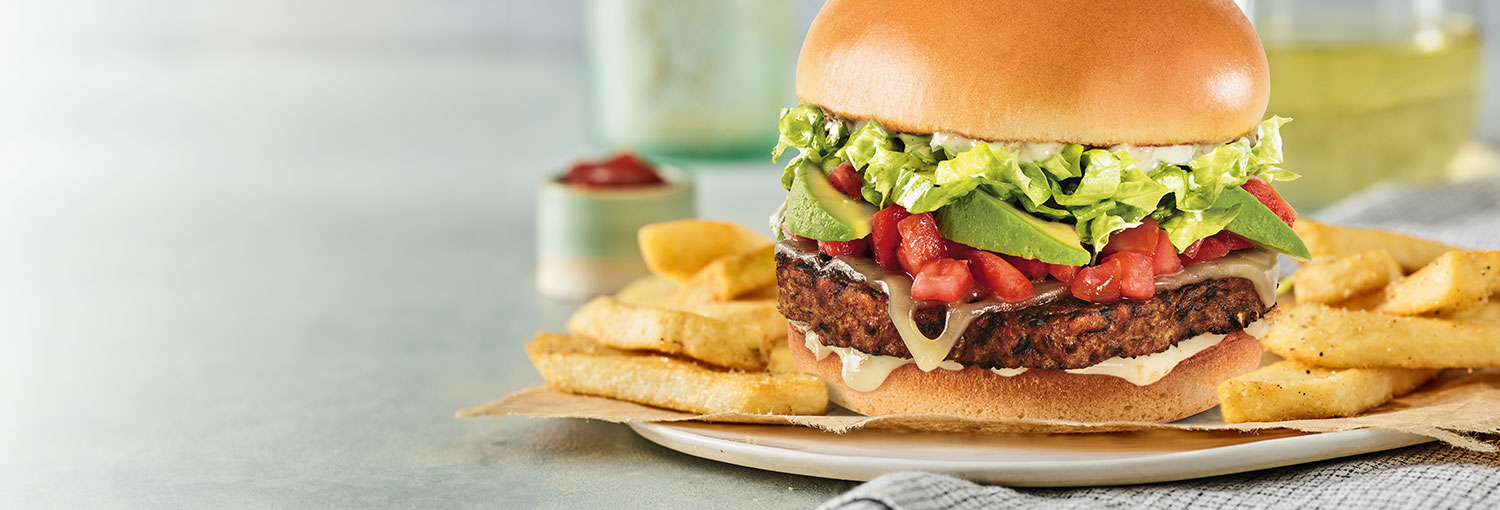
[[1, 43, 853, 507]]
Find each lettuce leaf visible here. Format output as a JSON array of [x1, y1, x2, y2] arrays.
[[1161, 204, 1243, 251], [896, 133, 938, 163], [772, 105, 847, 189], [836, 119, 895, 171], [1249, 116, 1300, 183], [771, 105, 1304, 255], [1036, 144, 1084, 181]]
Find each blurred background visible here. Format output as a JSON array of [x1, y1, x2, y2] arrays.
[[2, 0, 1497, 233], [2, 0, 1498, 506]]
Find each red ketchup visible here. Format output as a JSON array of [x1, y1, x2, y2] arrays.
[[562, 152, 666, 187]]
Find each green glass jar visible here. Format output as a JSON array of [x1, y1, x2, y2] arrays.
[[586, 0, 792, 159]]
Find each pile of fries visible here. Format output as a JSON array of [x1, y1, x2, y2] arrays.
[[1218, 220, 1496, 423], [525, 219, 827, 415]]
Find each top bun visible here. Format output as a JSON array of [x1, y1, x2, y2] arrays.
[[796, 0, 1269, 146]]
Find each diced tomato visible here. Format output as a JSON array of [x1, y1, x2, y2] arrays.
[[870, 205, 912, 270], [1106, 251, 1155, 300], [1047, 263, 1080, 283], [895, 213, 948, 275], [1180, 236, 1232, 265], [910, 258, 973, 302], [781, 223, 812, 243], [1002, 255, 1049, 281], [943, 240, 973, 257], [827, 162, 865, 200], [818, 237, 868, 257], [1071, 258, 1122, 303], [1215, 231, 1255, 251], [961, 251, 1035, 302], [563, 152, 665, 187], [896, 244, 920, 275], [1241, 176, 1297, 227], [1153, 232, 1184, 275], [1101, 218, 1160, 255]]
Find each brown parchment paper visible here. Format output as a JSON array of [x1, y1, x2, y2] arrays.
[[459, 369, 1500, 451]]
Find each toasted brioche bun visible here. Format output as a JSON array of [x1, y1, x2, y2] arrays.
[[789, 324, 1263, 422], [796, 0, 1268, 146]]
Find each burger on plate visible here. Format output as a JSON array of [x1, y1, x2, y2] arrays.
[[770, 0, 1309, 422]]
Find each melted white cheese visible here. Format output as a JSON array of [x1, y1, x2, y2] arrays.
[[795, 321, 964, 392]]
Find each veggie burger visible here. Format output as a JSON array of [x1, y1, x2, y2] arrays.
[[771, 0, 1309, 422]]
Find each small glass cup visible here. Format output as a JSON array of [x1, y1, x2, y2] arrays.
[[535, 169, 695, 299]]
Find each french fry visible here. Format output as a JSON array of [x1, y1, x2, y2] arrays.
[[1444, 301, 1500, 327], [704, 243, 776, 300], [525, 332, 827, 415], [1260, 303, 1500, 369], [1293, 220, 1455, 272], [1293, 250, 1403, 305], [767, 344, 795, 374], [740, 285, 779, 301], [1378, 250, 1500, 316], [676, 299, 789, 348], [1217, 360, 1437, 423], [614, 275, 681, 307], [638, 220, 768, 282], [1329, 291, 1387, 311], [566, 296, 768, 370], [660, 244, 777, 306]]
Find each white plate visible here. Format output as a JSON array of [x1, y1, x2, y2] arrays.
[[628, 409, 1430, 486]]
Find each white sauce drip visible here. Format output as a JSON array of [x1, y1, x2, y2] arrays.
[[795, 321, 965, 392], [780, 242, 1281, 392]]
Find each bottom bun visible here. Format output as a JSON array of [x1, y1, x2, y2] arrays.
[[789, 324, 1263, 423]]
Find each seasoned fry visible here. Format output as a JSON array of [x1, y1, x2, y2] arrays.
[[660, 244, 778, 306], [704, 243, 776, 300], [525, 332, 827, 415], [1217, 360, 1437, 423], [1378, 250, 1500, 316], [739, 285, 779, 301], [1293, 220, 1455, 272], [566, 296, 768, 370], [614, 275, 680, 307], [1329, 291, 1387, 311], [1444, 301, 1500, 327], [675, 299, 789, 351], [767, 344, 795, 374], [638, 220, 768, 282], [1292, 250, 1403, 305], [1261, 303, 1500, 369]]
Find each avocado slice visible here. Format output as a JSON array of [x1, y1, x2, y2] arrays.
[[784, 159, 877, 241], [935, 190, 1092, 266], [1220, 186, 1311, 259]]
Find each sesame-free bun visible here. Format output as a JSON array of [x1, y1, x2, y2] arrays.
[[789, 324, 1263, 423], [796, 0, 1269, 146]]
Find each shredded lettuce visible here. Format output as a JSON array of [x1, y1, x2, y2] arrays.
[[771, 106, 1297, 252]]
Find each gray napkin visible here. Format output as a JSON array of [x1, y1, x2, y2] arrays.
[[821, 176, 1500, 510], [1314, 177, 1500, 250], [821, 444, 1500, 510]]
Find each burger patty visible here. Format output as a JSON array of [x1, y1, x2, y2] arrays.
[[776, 246, 1272, 370]]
